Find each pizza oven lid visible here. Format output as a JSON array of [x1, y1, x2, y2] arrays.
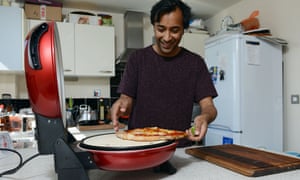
[[24, 21, 66, 124], [78, 133, 175, 151]]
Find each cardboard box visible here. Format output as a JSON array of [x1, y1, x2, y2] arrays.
[[24, 3, 62, 21]]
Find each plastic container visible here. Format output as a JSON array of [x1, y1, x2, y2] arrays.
[[98, 14, 112, 25]]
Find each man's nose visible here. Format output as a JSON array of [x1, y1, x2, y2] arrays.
[[163, 31, 172, 41]]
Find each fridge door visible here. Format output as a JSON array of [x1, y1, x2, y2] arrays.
[[238, 36, 283, 151], [205, 126, 241, 146], [205, 34, 242, 133], [204, 34, 283, 151]]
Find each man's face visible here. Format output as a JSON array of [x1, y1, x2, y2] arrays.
[[153, 8, 184, 57]]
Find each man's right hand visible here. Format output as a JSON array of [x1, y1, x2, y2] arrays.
[[110, 94, 133, 131]]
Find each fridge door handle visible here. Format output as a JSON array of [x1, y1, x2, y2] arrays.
[[208, 124, 243, 133]]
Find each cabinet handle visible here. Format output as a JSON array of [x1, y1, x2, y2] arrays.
[[99, 70, 112, 73], [64, 69, 72, 72]]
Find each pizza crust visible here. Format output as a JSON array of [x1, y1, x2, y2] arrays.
[[116, 127, 187, 142], [116, 131, 163, 141]]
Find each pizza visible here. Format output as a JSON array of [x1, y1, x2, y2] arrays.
[[116, 126, 188, 141]]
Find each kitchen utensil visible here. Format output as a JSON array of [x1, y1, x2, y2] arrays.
[[78, 133, 177, 171], [186, 144, 300, 177], [66, 109, 75, 127], [77, 104, 98, 125], [78, 104, 91, 120]]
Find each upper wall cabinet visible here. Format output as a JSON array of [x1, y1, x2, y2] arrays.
[[181, 33, 209, 57], [56, 22, 75, 76], [75, 24, 115, 76], [27, 20, 75, 75], [26, 20, 115, 77], [0, 6, 24, 72]]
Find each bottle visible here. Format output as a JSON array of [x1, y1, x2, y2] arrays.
[[0, 104, 4, 131], [99, 98, 105, 121], [104, 105, 111, 124]]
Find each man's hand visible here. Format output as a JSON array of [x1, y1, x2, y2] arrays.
[[110, 95, 133, 131], [186, 115, 209, 142], [186, 97, 217, 142]]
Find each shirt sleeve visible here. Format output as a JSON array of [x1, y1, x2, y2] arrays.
[[194, 56, 218, 102]]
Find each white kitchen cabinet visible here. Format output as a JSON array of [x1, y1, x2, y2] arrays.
[[27, 20, 75, 75], [75, 24, 115, 76], [26, 19, 43, 33], [181, 33, 209, 57], [26, 20, 115, 77], [0, 6, 24, 71], [56, 22, 75, 75]]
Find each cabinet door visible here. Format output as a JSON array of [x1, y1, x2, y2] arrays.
[[56, 22, 75, 75], [75, 24, 115, 76], [0, 6, 24, 71], [27, 20, 75, 75], [182, 33, 209, 56], [27, 19, 45, 34]]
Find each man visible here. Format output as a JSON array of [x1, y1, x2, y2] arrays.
[[111, 0, 218, 174]]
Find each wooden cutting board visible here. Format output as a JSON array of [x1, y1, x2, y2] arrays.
[[185, 144, 300, 177]]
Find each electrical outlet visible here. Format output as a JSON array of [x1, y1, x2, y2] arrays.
[[94, 89, 101, 97], [291, 94, 299, 104]]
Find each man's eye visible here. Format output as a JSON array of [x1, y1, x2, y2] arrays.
[[171, 28, 180, 33], [157, 28, 165, 32]]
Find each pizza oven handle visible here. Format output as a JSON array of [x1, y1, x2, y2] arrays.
[[29, 22, 49, 70]]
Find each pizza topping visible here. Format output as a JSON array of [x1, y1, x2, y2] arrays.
[[116, 127, 188, 142]]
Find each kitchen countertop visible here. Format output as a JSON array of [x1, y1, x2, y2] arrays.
[[1, 130, 300, 180]]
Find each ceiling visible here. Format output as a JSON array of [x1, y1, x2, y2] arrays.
[[62, 0, 242, 19]]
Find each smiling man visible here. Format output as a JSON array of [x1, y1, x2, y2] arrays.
[[152, 6, 183, 56], [111, 0, 218, 174]]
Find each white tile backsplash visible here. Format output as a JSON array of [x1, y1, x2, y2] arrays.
[[0, 74, 111, 99], [0, 73, 18, 98], [64, 77, 110, 98]]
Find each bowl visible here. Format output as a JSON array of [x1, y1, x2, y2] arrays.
[[78, 133, 177, 171]]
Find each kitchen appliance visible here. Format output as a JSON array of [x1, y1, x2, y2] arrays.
[[77, 104, 98, 125], [25, 22, 66, 154], [204, 33, 283, 152], [117, 11, 144, 63], [78, 133, 176, 171], [24, 22, 177, 180]]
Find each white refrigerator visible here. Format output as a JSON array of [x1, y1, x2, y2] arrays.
[[204, 33, 283, 152]]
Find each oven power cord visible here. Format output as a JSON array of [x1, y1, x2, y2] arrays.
[[0, 148, 40, 177]]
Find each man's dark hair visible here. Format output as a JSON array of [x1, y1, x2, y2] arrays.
[[150, 0, 191, 29]]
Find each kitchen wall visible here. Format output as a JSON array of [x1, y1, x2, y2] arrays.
[[204, 0, 300, 152], [64, 77, 110, 98], [0, 73, 19, 97], [1, 75, 112, 99]]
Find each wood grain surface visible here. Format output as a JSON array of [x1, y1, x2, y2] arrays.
[[185, 144, 300, 177]]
